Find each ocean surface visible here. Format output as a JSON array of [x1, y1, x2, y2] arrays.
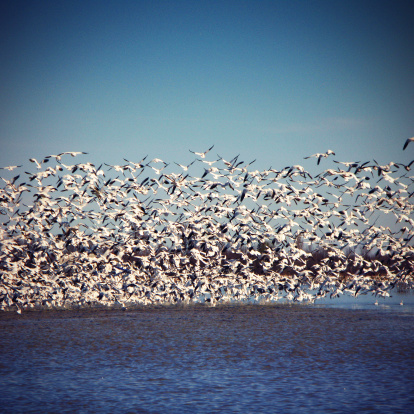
[[1, 292, 413, 414]]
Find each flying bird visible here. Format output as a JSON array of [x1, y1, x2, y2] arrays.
[[403, 137, 414, 150], [65, 151, 88, 157], [174, 160, 195, 171], [0, 165, 22, 171], [0, 144, 412, 311], [29, 158, 43, 169], [189, 145, 214, 158], [304, 150, 336, 165]]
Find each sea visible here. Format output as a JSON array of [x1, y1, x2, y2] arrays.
[[1, 291, 413, 414]]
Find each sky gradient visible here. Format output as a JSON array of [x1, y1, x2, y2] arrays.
[[1, 0, 413, 172]]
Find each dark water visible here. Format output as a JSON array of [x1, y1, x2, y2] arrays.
[[1, 301, 413, 414]]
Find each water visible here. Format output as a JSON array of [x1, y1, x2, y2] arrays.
[[1, 297, 413, 413]]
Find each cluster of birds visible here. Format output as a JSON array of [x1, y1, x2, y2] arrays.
[[1, 143, 413, 313]]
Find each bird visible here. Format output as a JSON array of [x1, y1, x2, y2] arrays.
[[123, 155, 148, 169], [0, 145, 412, 311], [174, 160, 195, 171], [29, 158, 44, 169], [0, 165, 22, 171], [304, 150, 336, 165], [64, 151, 88, 157], [403, 137, 414, 150], [189, 145, 214, 158]]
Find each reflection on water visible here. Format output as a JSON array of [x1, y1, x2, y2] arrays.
[[312, 289, 414, 312], [1, 300, 413, 413]]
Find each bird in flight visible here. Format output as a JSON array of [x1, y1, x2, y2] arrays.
[[174, 160, 195, 171], [403, 137, 414, 150], [29, 158, 44, 169], [189, 145, 214, 158], [65, 151, 88, 157], [0, 165, 22, 171], [304, 150, 335, 165]]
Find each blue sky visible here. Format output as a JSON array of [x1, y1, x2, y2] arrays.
[[1, 0, 413, 172]]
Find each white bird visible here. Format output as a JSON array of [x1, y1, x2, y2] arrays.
[[149, 158, 167, 164], [0, 165, 22, 171], [64, 151, 88, 157], [189, 145, 214, 158], [174, 160, 195, 171], [0, 145, 412, 311], [124, 156, 148, 169], [304, 150, 335, 165], [29, 158, 43, 169]]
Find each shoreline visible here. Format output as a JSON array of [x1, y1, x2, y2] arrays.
[[1, 287, 413, 315]]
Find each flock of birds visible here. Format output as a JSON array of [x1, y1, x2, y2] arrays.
[[1, 142, 413, 313]]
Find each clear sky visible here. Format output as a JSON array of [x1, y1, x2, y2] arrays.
[[1, 0, 413, 173]]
